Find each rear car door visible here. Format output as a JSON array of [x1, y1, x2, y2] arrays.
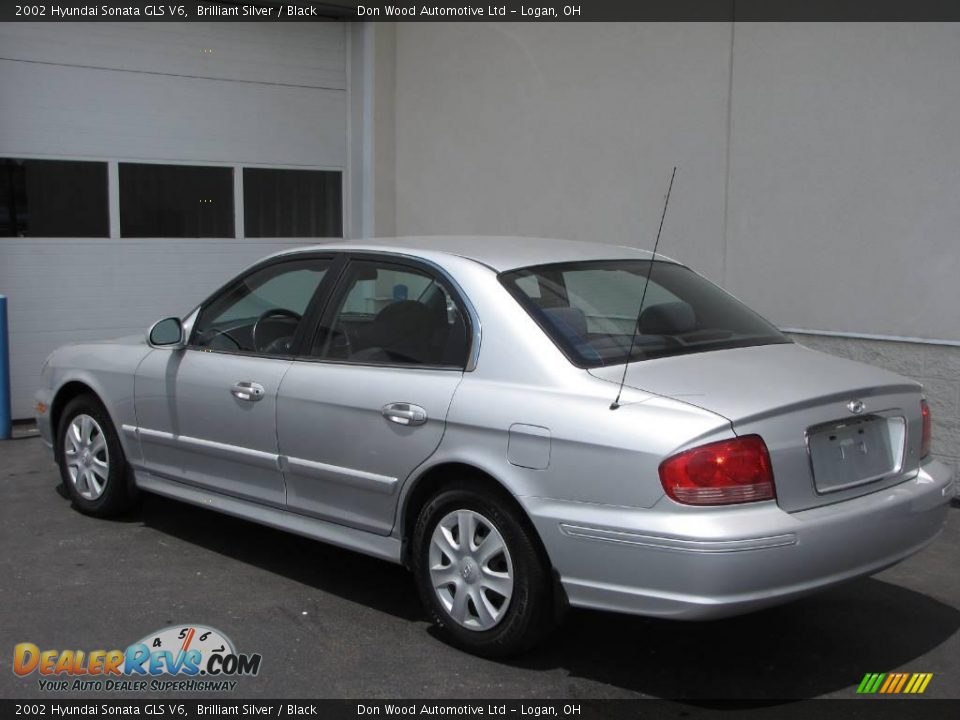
[[276, 256, 473, 534], [134, 255, 338, 506]]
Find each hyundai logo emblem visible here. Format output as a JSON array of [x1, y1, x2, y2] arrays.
[[847, 399, 866, 414]]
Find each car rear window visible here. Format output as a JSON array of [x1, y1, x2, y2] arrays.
[[500, 259, 789, 368]]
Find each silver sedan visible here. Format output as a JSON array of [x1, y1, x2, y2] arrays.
[[35, 237, 955, 656]]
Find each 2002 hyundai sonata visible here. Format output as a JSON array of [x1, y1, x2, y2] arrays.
[[35, 236, 954, 655]]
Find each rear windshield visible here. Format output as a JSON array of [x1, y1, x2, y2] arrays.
[[500, 260, 789, 368]]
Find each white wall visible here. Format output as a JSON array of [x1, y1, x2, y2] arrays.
[[0, 22, 349, 418], [387, 22, 960, 342], [0, 23, 347, 167]]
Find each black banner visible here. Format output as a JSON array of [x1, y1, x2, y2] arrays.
[[2, 700, 960, 720], [6, 1, 960, 22]]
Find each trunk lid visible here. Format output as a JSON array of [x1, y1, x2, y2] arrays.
[[590, 342, 924, 512]]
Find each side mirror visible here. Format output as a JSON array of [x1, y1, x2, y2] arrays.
[[148, 317, 185, 348]]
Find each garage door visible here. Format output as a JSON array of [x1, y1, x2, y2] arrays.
[[0, 22, 348, 419]]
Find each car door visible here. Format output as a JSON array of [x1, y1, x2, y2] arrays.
[[134, 255, 339, 506], [276, 256, 473, 534]]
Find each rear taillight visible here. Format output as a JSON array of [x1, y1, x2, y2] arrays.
[[920, 399, 932, 459], [659, 435, 775, 506]]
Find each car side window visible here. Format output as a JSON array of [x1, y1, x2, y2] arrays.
[[192, 259, 330, 355], [311, 260, 469, 368]]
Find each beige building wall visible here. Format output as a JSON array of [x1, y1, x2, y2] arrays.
[[369, 22, 960, 466]]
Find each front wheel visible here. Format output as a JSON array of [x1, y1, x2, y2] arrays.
[[57, 395, 137, 518], [411, 484, 555, 656]]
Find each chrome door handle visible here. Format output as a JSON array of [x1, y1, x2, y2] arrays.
[[382, 403, 427, 426], [231, 381, 265, 402]]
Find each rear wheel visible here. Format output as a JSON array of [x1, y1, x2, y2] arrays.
[[57, 395, 137, 517], [411, 483, 554, 656]]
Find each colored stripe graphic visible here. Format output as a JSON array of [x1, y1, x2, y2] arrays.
[[856, 674, 875, 694], [910, 673, 932, 694], [869, 673, 886, 693], [893, 673, 909, 693], [857, 672, 933, 694], [879, 674, 896, 693]]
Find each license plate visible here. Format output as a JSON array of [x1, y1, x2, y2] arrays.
[[807, 415, 905, 493]]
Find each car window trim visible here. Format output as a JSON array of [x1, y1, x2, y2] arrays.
[[297, 251, 477, 372], [185, 252, 346, 360], [289, 254, 348, 356]]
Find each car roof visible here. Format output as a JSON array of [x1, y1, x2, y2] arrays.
[[274, 236, 672, 273]]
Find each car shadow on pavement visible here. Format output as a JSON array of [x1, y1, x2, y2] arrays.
[[512, 578, 960, 702], [130, 489, 957, 702], [134, 492, 424, 622]]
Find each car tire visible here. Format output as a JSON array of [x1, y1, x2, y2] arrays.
[[57, 395, 137, 518], [412, 482, 554, 657]]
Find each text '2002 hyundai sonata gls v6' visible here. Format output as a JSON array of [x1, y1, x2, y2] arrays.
[[35, 237, 955, 656]]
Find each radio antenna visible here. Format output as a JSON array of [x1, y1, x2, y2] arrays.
[[610, 166, 676, 410]]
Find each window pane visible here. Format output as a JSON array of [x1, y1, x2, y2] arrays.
[[514, 274, 541, 298], [314, 261, 468, 367], [563, 268, 681, 336], [501, 260, 788, 367], [192, 259, 329, 355], [0, 158, 108, 237], [244, 168, 342, 238], [120, 163, 233, 238]]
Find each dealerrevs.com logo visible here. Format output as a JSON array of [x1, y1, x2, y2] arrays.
[[13, 624, 262, 692]]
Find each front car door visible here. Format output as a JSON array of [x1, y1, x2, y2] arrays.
[[134, 255, 338, 506], [276, 256, 473, 534]]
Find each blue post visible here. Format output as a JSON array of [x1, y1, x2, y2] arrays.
[[0, 295, 10, 440]]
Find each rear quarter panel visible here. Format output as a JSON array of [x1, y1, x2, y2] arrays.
[[436, 379, 734, 508], [399, 256, 734, 512]]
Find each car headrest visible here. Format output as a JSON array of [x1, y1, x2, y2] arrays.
[[639, 301, 696, 335], [369, 301, 437, 347], [543, 306, 588, 340]]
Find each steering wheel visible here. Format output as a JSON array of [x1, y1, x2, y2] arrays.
[[252, 308, 302, 353], [203, 328, 242, 350]]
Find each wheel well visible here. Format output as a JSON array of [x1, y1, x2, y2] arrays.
[[400, 462, 550, 569], [400, 462, 568, 617], [49, 381, 98, 452]]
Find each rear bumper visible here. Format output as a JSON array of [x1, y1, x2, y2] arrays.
[[521, 459, 954, 620]]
